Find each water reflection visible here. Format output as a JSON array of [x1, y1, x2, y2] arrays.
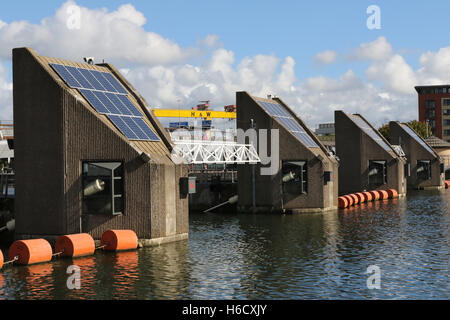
[[0, 190, 448, 299]]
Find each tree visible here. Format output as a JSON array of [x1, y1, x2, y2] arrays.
[[378, 120, 432, 140]]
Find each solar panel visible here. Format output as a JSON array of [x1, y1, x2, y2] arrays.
[[51, 63, 160, 142], [105, 92, 133, 116], [77, 68, 106, 91], [401, 124, 435, 154], [349, 115, 392, 152], [101, 72, 128, 94], [65, 66, 94, 90], [258, 101, 291, 117], [133, 117, 161, 141], [92, 70, 117, 92], [116, 95, 142, 117], [79, 89, 110, 114], [108, 115, 138, 140], [92, 91, 121, 114], [51, 64, 81, 88], [255, 100, 319, 148]]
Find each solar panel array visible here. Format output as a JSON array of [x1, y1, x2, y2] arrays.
[[401, 124, 435, 154], [50, 63, 159, 141], [349, 115, 392, 152], [257, 100, 319, 148]]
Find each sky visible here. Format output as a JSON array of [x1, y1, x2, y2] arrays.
[[0, 0, 450, 128]]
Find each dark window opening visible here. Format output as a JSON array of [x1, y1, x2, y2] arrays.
[[417, 160, 431, 181], [368, 160, 387, 186], [82, 161, 124, 215], [282, 161, 307, 196]]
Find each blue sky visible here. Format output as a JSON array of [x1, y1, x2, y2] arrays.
[[0, 1, 449, 126]]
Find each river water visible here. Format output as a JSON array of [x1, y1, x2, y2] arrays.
[[0, 190, 448, 300]]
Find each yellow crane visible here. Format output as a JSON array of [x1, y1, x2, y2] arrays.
[[152, 109, 236, 120]]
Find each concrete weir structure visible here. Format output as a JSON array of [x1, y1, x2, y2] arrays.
[[335, 111, 407, 196], [389, 121, 444, 189], [236, 92, 339, 213], [12, 48, 188, 245]]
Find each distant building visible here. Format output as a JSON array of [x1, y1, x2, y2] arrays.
[[335, 111, 407, 196], [415, 85, 450, 142], [315, 123, 335, 135]]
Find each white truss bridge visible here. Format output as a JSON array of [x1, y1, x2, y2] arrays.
[[172, 140, 261, 164]]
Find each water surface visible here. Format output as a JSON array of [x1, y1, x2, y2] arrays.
[[0, 190, 448, 299]]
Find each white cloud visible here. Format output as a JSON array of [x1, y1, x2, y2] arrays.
[[0, 63, 12, 120], [0, 1, 199, 66], [366, 54, 417, 94], [350, 36, 392, 61], [313, 50, 338, 65], [416, 47, 450, 85]]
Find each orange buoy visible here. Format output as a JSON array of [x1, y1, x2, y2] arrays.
[[343, 195, 354, 206], [445, 181, 449, 189], [378, 190, 389, 200], [338, 196, 349, 208], [101, 230, 138, 251], [8, 239, 52, 265], [362, 191, 373, 202], [349, 194, 359, 205], [368, 190, 380, 201], [355, 192, 365, 203], [55, 233, 95, 258], [386, 189, 398, 199], [0, 250, 3, 269]]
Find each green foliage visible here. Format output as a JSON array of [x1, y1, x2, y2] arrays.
[[378, 123, 390, 140], [378, 120, 432, 140]]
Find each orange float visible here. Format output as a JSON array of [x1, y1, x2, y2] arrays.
[[355, 192, 365, 203], [368, 190, 381, 201], [8, 239, 52, 265], [0, 250, 3, 269], [343, 195, 354, 206], [445, 181, 449, 189], [378, 190, 389, 200], [386, 189, 399, 199], [362, 191, 373, 202], [338, 196, 349, 208], [349, 194, 359, 205], [101, 230, 138, 251], [55, 233, 95, 258]]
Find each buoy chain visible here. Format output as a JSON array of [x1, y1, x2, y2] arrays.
[[3, 256, 18, 266]]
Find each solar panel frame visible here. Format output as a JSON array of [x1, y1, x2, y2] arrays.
[[401, 124, 435, 154]]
